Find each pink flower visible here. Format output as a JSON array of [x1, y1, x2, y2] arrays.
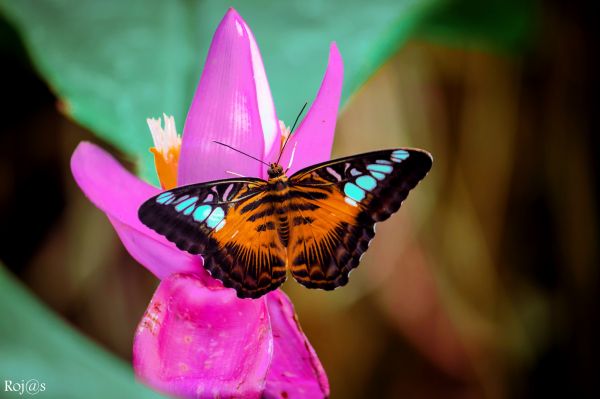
[[70, 8, 343, 399]]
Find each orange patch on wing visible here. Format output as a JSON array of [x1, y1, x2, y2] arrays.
[[211, 191, 287, 287], [287, 187, 360, 282]]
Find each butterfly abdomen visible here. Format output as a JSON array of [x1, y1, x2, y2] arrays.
[[277, 208, 290, 247], [269, 176, 292, 247]]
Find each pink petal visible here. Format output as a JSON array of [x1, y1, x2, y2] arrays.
[[264, 290, 330, 399], [70, 142, 210, 281], [108, 216, 216, 285], [279, 43, 344, 175], [179, 8, 280, 184], [133, 273, 273, 399]]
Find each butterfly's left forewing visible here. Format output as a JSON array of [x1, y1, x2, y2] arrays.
[[138, 178, 287, 298], [287, 149, 432, 290]]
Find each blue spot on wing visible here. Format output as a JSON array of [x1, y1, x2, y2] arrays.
[[367, 164, 393, 174], [175, 197, 198, 212], [183, 204, 196, 215], [370, 171, 385, 180], [356, 175, 377, 191], [156, 192, 174, 204], [391, 150, 409, 162], [157, 191, 172, 200], [206, 207, 225, 228], [193, 205, 212, 222], [344, 182, 366, 202]]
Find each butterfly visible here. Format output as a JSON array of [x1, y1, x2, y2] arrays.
[[139, 148, 432, 299]]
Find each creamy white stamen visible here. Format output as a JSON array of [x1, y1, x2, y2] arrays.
[[146, 114, 181, 157]]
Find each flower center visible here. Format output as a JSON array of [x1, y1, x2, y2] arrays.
[[147, 114, 181, 190]]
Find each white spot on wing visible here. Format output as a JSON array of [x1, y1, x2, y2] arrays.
[[345, 197, 358, 207], [215, 220, 226, 231]]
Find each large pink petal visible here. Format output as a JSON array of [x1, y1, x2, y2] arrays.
[[279, 43, 343, 175], [133, 273, 273, 399], [179, 8, 280, 184], [263, 290, 329, 399], [70, 142, 209, 280]]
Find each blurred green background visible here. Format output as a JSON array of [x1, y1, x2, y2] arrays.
[[0, 1, 598, 398]]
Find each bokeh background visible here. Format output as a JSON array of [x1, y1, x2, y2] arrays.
[[1, 1, 598, 398]]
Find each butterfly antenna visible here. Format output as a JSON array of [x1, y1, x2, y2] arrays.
[[212, 141, 270, 166], [277, 101, 308, 165]]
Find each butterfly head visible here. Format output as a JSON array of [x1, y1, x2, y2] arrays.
[[267, 163, 284, 178]]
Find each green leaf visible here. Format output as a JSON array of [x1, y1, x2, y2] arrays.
[[0, 0, 534, 184], [0, 264, 165, 399], [415, 0, 537, 52]]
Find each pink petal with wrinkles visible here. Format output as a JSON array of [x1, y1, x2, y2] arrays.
[[133, 273, 273, 399], [70, 142, 207, 280], [279, 43, 344, 175], [179, 8, 280, 184], [264, 290, 330, 399]]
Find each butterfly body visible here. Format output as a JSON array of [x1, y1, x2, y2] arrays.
[[139, 149, 432, 299]]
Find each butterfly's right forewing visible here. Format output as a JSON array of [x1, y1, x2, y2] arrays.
[[286, 149, 433, 290]]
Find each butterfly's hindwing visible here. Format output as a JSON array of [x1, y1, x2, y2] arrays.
[[287, 148, 432, 290], [139, 178, 287, 298]]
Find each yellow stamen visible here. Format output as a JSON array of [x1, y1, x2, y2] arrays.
[[147, 114, 181, 190]]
